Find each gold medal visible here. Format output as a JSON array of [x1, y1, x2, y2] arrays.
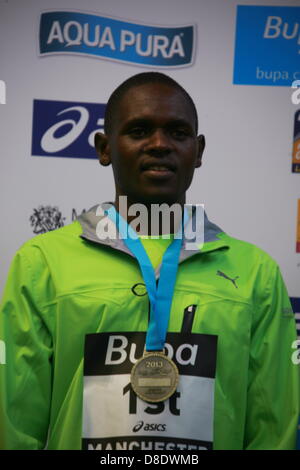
[[131, 350, 179, 403]]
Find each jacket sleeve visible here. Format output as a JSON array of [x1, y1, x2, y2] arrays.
[[0, 247, 53, 449], [244, 259, 300, 449]]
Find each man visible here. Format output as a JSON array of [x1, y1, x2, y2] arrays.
[[0, 72, 299, 450]]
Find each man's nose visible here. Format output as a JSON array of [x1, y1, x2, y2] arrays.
[[144, 128, 171, 155]]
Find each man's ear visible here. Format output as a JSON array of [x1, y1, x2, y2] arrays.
[[195, 134, 205, 168], [95, 132, 111, 166]]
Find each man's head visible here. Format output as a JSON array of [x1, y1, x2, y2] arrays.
[[103, 72, 199, 136], [95, 72, 205, 207]]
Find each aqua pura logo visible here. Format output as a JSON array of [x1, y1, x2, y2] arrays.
[[39, 11, 195, 68], [233, 6, 300, 86]]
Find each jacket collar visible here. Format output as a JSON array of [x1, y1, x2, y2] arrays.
[[77, 203, 229, 272]]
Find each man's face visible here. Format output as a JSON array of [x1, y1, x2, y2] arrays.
[[96, 83, 205, 206]]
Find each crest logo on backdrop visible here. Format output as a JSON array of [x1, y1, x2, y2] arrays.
[[29, 207, 85, 234], [30, 205, 66, 234]]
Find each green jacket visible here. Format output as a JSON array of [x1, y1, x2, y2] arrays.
[[0, 204, 299, 449]]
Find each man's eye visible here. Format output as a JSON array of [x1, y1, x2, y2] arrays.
[[171, 129, 189, 139], [128, 128, 148, 138]]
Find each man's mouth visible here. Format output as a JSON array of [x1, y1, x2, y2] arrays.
[[141, 160, 176, 172], [141, 163, 176, 179], [145, 165, 173, 171]]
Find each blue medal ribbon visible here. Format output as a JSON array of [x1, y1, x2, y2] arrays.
[[105, 205, 188, 351]]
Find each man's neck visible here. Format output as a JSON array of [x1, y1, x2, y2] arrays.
[[114, 195, 185, 236]]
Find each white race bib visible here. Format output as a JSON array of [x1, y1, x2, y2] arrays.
[[82, 331, 217, 451]]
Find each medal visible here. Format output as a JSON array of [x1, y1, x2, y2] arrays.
[[106, 205, 188, 403], [131, 350, 179, 403]]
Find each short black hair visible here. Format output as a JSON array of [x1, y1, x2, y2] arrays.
[[104, 72, 198, 135]]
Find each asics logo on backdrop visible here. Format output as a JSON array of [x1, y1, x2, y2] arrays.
[[31, 99, 105, 159]]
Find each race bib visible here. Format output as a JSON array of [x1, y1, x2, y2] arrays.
[[82, 331, 217, 451]]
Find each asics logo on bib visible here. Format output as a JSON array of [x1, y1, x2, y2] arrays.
[[105, 335, 198, 367], [133, 421, 167, 432]]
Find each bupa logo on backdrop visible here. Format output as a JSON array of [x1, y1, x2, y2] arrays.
[[31, 99, 104, 159], [39, 11, 195, 68], [233, 6, 300, 86]]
